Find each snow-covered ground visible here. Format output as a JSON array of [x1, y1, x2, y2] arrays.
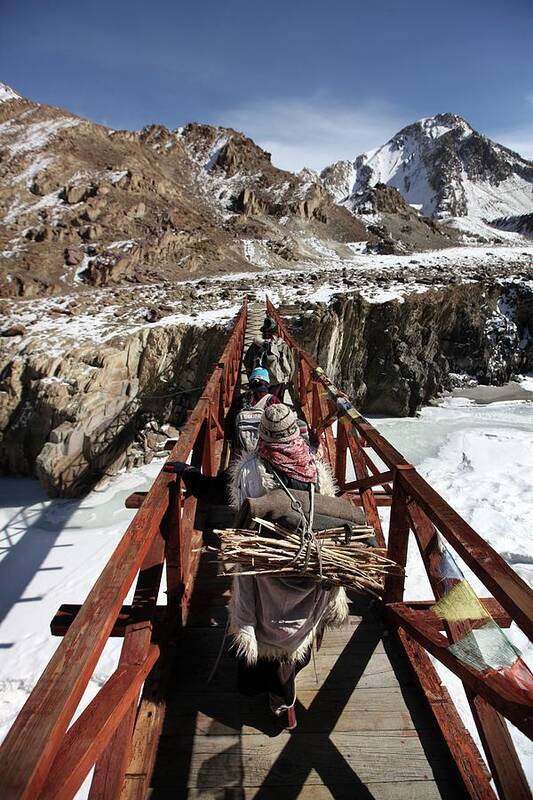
[[0, 457, 165, 797], [369, 397, 533, 785], [0, 395, 532, 791], [3, 242, 533, 359]]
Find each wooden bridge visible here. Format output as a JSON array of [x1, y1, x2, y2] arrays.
[[0, 299, 532, 800]]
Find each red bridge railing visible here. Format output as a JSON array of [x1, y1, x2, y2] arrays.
[[0, 302, 247, 800], [267, 298, 533, 800]]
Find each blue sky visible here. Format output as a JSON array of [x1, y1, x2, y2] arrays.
[[1, 0, 532, 170]]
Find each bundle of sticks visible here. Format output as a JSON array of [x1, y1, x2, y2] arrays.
[[213, 517, 403, 596]]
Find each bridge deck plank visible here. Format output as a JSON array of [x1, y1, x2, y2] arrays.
[[149, 547, 467, 798]]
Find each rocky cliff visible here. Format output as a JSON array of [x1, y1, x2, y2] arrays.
[[3, 265, 532, 496], [0, 319, 226, 495], [294, 280, 533, 416]]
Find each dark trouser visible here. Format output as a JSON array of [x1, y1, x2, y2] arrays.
[[236, 647, 311, 707], [269, 382, 286, 400]]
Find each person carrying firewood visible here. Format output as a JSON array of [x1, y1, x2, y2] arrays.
[[227, 403, 350, 729]]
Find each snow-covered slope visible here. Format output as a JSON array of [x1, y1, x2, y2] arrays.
[[322, 114, 533, 235], [0, 82, 21, 104]]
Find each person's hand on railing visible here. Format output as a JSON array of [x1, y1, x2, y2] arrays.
[[163, 461, 196, 475]]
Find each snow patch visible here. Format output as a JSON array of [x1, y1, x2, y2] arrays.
[[0, 83, 21, 103], [0, 116, 80, 159], [11, 154, 54, 188]]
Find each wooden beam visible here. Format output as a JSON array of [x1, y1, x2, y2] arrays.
[[344, 425, 384, 540], [384, 477, 410, 602], [125, 491, 148, 509], [403, 600, 512, 629], [343, 470, 394, 493], [395, 628, 496, 799], [39, 646, 160, 800], [120, 644, 174, 800], [89, 532, 166, 800], [341, 491, 393, 507], [386, 603, 533, 740], [51, 604, 134, 637]]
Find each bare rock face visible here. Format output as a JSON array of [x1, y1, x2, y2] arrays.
[[296, 282, 533, 416], [348, 183, 458, 253], [0, 320, 226, 496]]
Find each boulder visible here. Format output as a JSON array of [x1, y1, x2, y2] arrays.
[[1, 324, 26, 337], [64, 246, 83, 266]]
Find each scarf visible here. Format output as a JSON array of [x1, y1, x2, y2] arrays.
[[258, 437, 318, 484]]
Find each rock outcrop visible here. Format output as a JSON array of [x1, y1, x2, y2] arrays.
[[0, 321, 226, 495], [295, 281, 533, 416]]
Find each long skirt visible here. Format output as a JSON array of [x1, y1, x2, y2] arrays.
[[236, 646, 312, 707]]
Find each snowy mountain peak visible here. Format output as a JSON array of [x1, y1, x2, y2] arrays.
[[322, 113, 533, 234], [410, 113, 473, 140], [0, 82, 22, 104]]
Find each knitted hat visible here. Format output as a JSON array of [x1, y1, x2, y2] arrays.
[[249, 367, 270, 384], [259, 403, 300, 443], [260, 316, 277, 335]]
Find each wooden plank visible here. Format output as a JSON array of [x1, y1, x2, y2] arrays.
[[362, 447, 394, 493], [163, 479, 183, 611], [120, 647, 174, 800], [334, 415, 348, 489], [395, 628, 495, 799], [124, 491, 148, 509], [174, 650, 412, 693], [50, 603, 166, 637], [312, 383, 336, 470], [343, 470, 394, 493], [161, 686, 431, 736], [344, 425, 384, 539], [39, 645, 160, 800], [173, 617, 387, 657], [384, 478, 410, 602], [342, 491, 393, 506], [152, 730, 455, 788], [147, 783, 462, 800], [470, 694, 533, 800]]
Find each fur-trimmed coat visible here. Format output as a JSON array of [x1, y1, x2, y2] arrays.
[[228, 449, 349, 664]]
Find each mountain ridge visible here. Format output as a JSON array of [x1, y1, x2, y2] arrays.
[[0, 82, 461, 298], [321, 112, 533, 238]]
